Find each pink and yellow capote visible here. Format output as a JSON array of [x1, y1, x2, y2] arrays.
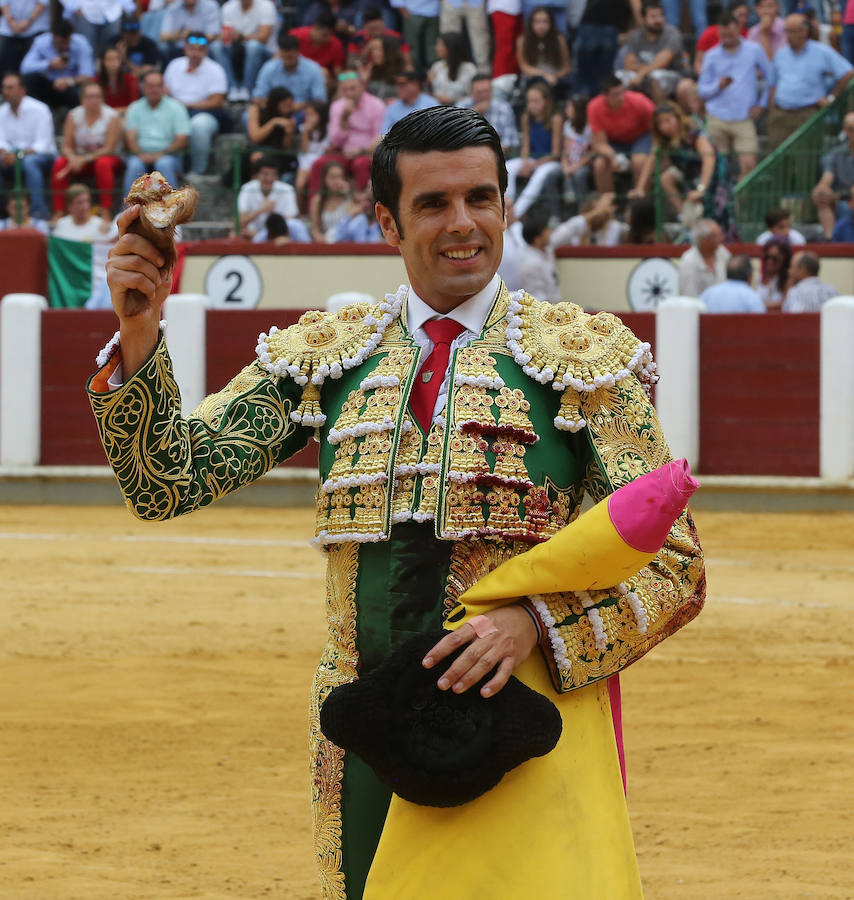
[[364, 461, 698, 900]]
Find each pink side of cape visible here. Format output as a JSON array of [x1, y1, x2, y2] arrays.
[[607, 459, 699, 554]]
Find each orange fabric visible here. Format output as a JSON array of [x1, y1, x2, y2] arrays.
[[89, 352, 122, 393]]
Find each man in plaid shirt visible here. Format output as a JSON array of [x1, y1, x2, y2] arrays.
[[457, 73, 519, 156], [782, 252, 839, 313]]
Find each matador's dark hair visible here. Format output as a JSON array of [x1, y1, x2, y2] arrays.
[[371, 106, 507, 235]]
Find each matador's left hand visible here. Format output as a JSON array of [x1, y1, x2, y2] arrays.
[[422, 605, 538, 698]]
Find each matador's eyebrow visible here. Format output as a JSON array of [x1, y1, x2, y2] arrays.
[[411, 184, 500, 208]]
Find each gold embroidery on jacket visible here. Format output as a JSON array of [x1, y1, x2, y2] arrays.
[[533, 376, 705, 692], [310, 542, 359, 900]]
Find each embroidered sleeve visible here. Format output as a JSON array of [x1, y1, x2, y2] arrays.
[[87, 334, 311, 521], [530, 374, 706, 693]]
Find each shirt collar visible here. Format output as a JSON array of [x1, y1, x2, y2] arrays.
[[406, 273, 501, 337]]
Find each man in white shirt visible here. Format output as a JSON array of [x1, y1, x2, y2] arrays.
[[158, 0, 221, 63], [63, 0, 135, 55], [163, 33, 228, 173], [551, 192, 622, 247], [0, 0, 51, 74], [209, 0, 277, 100], [0, 71, 55, 219], [517, 213, 560, 302], [237, 157, 299, 238], [782, 252, 839, 313], [677, 218, 731, 298]]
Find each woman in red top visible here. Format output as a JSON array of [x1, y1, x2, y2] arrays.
[[98, 47, 140, 113]]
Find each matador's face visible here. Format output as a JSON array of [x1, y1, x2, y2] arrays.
[[375, 146, 505, 315]]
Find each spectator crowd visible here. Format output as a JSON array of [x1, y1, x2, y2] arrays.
[[1, 0, 853, 310]]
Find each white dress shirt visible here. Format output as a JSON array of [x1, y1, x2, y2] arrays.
[[0, 96, 55, 155], [406, 272, 501, 419], [163, 56, 228, 105]]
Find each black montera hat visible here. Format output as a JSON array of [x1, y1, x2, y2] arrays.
[[319, 629, 562, 807]]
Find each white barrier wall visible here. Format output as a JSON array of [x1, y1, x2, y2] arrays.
[[164, 293, 210, 414], [820, 296, 854, 481], [1, 293, 48, 467], [654, 297, 705, 470], [2, 293, 854, 480]]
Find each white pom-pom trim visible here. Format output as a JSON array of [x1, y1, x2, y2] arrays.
[[320, 472, 388, 493], [618, 581, 649, 633], [530, 594, 570, 672], [453, 373, 505, 390], [256, 285, 406, 384], [327, 417, 395, 445], [95, 320, 167, 368], [360, 373, 401, 390], [391, 510, 435, 524], [311, 530, 388, 546], [394, 463, 441, 478]]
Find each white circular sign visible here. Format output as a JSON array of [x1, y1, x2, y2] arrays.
[[626, 257, 679, 312], [205, 255, 263, 308]]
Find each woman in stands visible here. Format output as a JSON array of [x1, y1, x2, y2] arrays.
[[50, 81, 124, 219], [561, 95, 592, 202], [247, 87, 301, 184], [357, 35, 406, 101], [505, 79, 563, 217], [98, 46, 139, 114], [516, 6, 571, 100], [309, 160, 354, 242], [428, 32, 477, 105], [296, 101, 330, 207], [632, 103, 717, 229], [757, 237, 792, 311]]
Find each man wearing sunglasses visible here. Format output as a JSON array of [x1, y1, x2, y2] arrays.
[[164, 32, 229, 175]]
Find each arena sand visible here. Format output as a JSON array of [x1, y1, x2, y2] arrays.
[[0, 505, 852, 899]]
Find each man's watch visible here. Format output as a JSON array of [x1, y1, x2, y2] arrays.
[[695, 183, 706, 194]]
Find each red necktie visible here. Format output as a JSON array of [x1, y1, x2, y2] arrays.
[[409, 317, 465, 432]]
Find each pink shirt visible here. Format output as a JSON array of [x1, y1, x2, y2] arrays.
[[746, 17, 786, 59], [846, 0, 854, 25], [327, 90, 385, 154]]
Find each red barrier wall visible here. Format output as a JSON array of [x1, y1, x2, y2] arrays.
[[0, 230, 48, 298], [37, 308, 823, 477], [698, 314, 821, 476], [41, 310, 118, 465]]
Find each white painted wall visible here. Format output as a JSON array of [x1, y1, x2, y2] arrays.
[[0, 293, 48, 466]]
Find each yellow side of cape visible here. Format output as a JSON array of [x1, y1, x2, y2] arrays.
[[363, 654, 643, 900], [452, 495, 655, 618]]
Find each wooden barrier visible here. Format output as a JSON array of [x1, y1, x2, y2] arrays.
[[698, 314, 821, 476], [35, 306, 826, 477], [41, 310, 117, 465]]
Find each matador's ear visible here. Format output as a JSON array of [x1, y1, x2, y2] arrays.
[[375, 202, 401, 247]]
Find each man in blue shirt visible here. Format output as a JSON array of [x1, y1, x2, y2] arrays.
[[768, 13, 854, 149], [20, 19, 94, 109], [253, 32, 327, 107], [831, 186, 854, 241], [812, 111, 854, 238], [697, 12, 772, 180], [381, 70, 438, 134], [700, 254, 766, 312]]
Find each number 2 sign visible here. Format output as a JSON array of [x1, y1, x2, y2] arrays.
[[204, 255, 263, 308]]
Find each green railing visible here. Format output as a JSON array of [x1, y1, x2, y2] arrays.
[[733, 83, 854, 241]]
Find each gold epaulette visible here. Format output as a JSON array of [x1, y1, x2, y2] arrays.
[[255, 286, 406, 426], [505, 291, 658, 432]]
